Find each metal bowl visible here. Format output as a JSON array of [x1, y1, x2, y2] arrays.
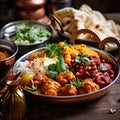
[[12, 36, 120, 104], [0, 39, 18, 80], [0, 20, 53, 58]]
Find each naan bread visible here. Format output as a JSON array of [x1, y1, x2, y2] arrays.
[[54, 4, 120, 51]]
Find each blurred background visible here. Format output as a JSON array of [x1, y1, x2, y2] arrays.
[[0, 0, 120, 28]]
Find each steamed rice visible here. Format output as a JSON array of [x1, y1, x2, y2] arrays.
[[14, 57, 57, 75]]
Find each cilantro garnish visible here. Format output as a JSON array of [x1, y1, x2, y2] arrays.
[[75, 53, 91, 66], [99, 64, 107, 71], [45, 42, 66, 57], [24, 84, 37, 91], [47, 57, 68, 78], [75, 53, 83, 63], [65, 78, 83, 89]]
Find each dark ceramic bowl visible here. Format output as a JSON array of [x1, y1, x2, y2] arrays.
[[12, 38, 120, 104], [0, 20, 53, 58], [0, 39, 18, 80]]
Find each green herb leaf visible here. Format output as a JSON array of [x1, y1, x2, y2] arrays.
[[45, 42, 66, 57], [24, 86, 33, 91], [48, 64, 57, 71], [32, 83, 37, 91], [45, 43, 60, 57], [75, 53, 83, 63], [49, 71, 58, 79], [75, 53, 91, 66], [65, 78, 83, 89], [24, 85, 37, 91], [57, 57, 68, 72], [99, 64, 107, 71], [82, 57, 90, 66], [47, 57, 68, 78]]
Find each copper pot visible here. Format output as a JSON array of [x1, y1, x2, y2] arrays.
[[13, 0, 46, 10], [0, 39, 18, 80], [37, 16, 51, 25], [15, 7, 45, 20]]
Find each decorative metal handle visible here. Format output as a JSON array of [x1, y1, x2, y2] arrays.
[[70, 29, 120, 62], [100, 37, 120, 62], [49, 14, 64, 33], [70, 29, 101, 44]]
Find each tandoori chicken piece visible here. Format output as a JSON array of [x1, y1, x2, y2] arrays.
[[58, 85, 77, 96], [78, 78, 100, 94], [41, 75, 61, 96], [56, 71, 76, 85]]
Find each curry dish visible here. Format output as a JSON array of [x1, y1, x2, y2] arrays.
[[0, 50, 11, 60], [14, 42, 116, 96]]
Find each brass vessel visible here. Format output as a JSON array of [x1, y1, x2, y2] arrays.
[[2, 80, 26, 120]]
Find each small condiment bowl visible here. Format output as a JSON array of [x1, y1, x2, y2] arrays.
[[0, 39, 18, 80], [0, 20, 53, 58]]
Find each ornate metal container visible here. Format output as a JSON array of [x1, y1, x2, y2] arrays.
[[2, 80, 26, 120]]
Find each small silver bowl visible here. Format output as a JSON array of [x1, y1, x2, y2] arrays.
[[0, 20, 53, 58]]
